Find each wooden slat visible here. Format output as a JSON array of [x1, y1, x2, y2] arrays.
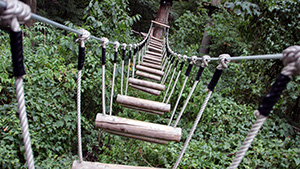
[[129, 84, 161, 96], [72, 161, 165, 169], [136, 65, 164, 76], [143, 58, 162, 65], [136, 71, 161, 81], [116, 94, 170, 112], [146, 51, 162, 57], [148, 46, 162, 53], [140, 62, 163, 70], [144, 56, 162, 63], [151, 20, 170, 28], [129, 78, 165, 90], [120, 104, 164, 115], [149, 43, 163, 49], [95, 114, 181, 141]]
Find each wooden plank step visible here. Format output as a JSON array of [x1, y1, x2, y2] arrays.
[[136, 65, 164, 76], [129, 84, 161, 96], [136, 70, 161, 81], [120, 104, 164, 115], [151, 35, 164, 41], [129, 78, 165, 90], [151, 20, 170, 28], [146, 51, 162, 57], [148, 46, 162, 53], [95, 114, 181, 141], [143, 58, 162, 65], [117, 94, 170, 112], [140, 62, 163, 70], [72, 161, 165, 169], [149, 40, 163, 47], [144, 56, 162, 63], [149, 42, 163, 48]]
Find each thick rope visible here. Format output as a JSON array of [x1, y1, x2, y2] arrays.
[[109, 41, 120, 115], [173, 54, 230, 169], [16, 78, 35, 169], [174, 55, 210, 127], [229, 46, 300, 169], [166, 70, 181, 104], [162, 60, 173, 84], [125, 44, 132, 96], [75, 28, 90, 163], [101, 38, 109, 115]]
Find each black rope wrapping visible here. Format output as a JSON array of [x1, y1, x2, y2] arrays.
[[129, 50, 132, 60], [174, 59, 179, 68], [195, 66, 205, 81], [78, 46, 85, 70], [185, 63, 193, 76], [207, 69, 223, 91], [170, 55, 175, 63], [122, 49, 126, 60], [258, 74, 291, 117], [113, 51, 118, 63], [179, 61, 185, 71], [10, 31, 26, 77], [134, 48, 138, 55], [102, 47, 106, 65]]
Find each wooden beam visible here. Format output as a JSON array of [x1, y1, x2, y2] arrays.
[[136, 71, 161, 81], [129, 78, 165, 90], [130, 84, 161, 96], [146, 51, 163, 57], [144, 56, 162, 63], [151, 20, 170, 28], [120, 104, 164, 115], [116, 94, 170, 112], [136, 65, 164, 76], [72, 161, 165, 169], [95, 114, 181, 142], [140, 62, 163, 70]]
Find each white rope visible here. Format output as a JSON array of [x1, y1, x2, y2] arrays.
[[166, 70, 182, 104], [228, 112, 267, 169], [15, 77, 35, 169], [173, 90, 212, 169], [162, 67, 176, 103], [162, 62, 173, 84], [132, 44, 137, 78], [101, 38, 109, 115], [76, 70, 83, 162], [168, 76, 188, 126]]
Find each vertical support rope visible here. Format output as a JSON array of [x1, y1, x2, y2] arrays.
[[168, 76, 188, 126], [110, 63, 116, 115], [121, 60, 124, 95], [166, 70, 182, 104], [76, 70, 83, 162], [125, 58, 131, 96], [228, 114, 267, 169], [172, 91, 213, 169], [163, 68, 176, 103], [173, 80, 199, 127], [102, 65, 106, 114], [162, 62, 173, 84], [15, 77, 35, 169]]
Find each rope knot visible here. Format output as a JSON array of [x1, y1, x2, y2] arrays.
[[1, 0, 31, 31], [217, 54, 231, 70], [128, 44, 132, 50], [182, 55, 188, 62], [76, 29, 90, 47], [113, 41, 120, 52], [121, 43, 127, 50], [100, 37, 109, 48], [201, 55, 211, 67], [190, 56, 197, 65], [282, 45, 300, 77]]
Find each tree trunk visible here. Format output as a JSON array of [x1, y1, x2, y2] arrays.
[[153, 0, 172, 39], [24, 0, 36, 27], [199, 0, 221, 55]]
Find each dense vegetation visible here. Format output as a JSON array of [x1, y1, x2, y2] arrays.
[[1, 0, 299, 168]]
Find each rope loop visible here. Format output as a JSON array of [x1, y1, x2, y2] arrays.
[[121, 43, 127, 50], [190, 56, 197, 65], [217, 54, 231, 70], [282, 45, 300, 77], [113, 41, 120, 52], [183, 55, 188, 62], [128, 44, 132, 50], [1, 0, 31, 31], [100, 37, 109, 48], [201, 55, 211, 67]]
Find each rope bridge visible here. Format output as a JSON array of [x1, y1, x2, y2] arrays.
[[0, 1, 299, 169]]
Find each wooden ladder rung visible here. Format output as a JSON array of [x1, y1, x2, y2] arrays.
[[140, 62, 163, 70], [144, 56, 162, 63], [129, 78, 165, 90], [129, 83, 161, 96], [72, 161, 165, 169], [95, 114, 181, 142], [136, 71, 161, 81], [136, 65, 164, 76], [146, 51, 162, 57]]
